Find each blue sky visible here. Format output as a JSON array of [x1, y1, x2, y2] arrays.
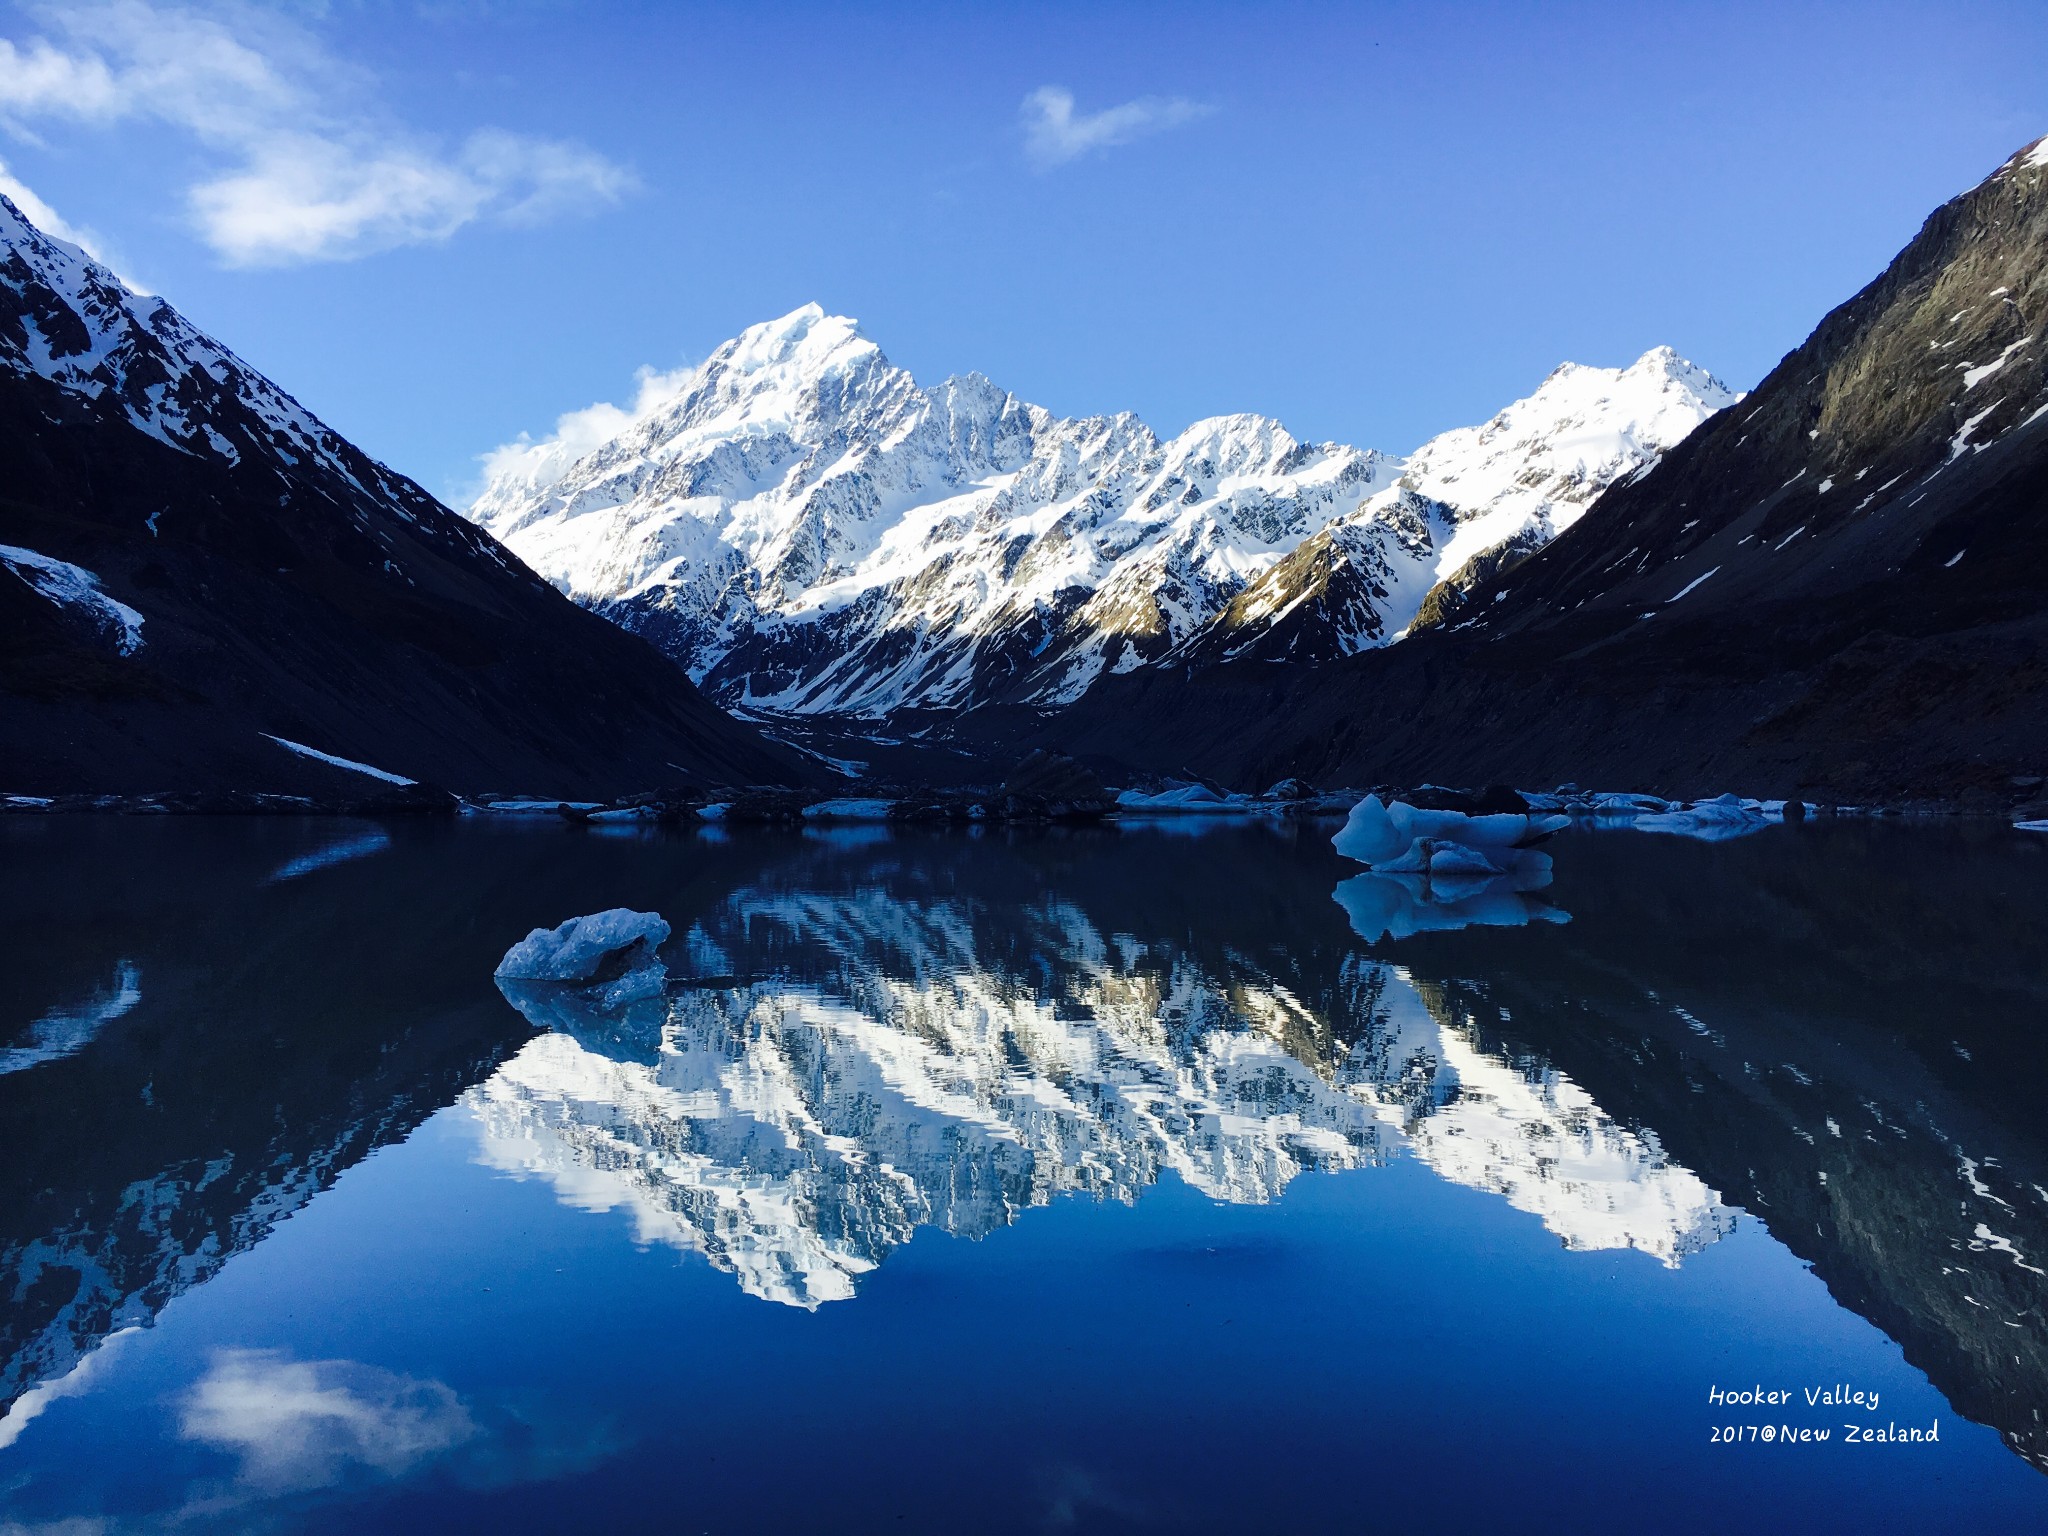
[[1, 0, 2043, 502]]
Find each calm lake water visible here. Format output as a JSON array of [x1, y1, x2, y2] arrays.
[[3, 814, 2047, 1533]]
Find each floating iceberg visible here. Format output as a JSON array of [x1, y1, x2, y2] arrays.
[[1539, 789, 1820, 841], [1629, 794, 1775, 840], [1115, 784, 1246, 813], [800, 799, 896, 821], [471, 798, 604, 815], [1332, 795, 1569, 866], [495, 910, 672, 1059], [496, 909, 671, 983]]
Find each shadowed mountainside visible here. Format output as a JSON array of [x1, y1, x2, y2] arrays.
[[0, 197, 798, 798]]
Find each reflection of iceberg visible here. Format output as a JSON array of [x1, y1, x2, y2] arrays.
[[0, 962, 141, 1075], [469, 894, 1726, 1305], [1333, 872, 1568, 944]]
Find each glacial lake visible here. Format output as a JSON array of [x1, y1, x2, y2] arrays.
[[2, 814, 2047, 1532]]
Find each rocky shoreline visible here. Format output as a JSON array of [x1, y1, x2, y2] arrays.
[[6, 777, 2043, 826]]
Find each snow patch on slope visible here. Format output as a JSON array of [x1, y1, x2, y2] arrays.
[[0, 543, 144, 654]]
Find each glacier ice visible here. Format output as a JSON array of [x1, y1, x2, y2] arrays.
[[1115, 784, 1243, 813], [799, 798, 897, 821], [1329, 795, 1569, 939]]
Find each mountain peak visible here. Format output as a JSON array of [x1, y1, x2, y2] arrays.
[[1992, 133, 2048, 181], [468, 308, 1730, 717], [720, 304, 873, 376]]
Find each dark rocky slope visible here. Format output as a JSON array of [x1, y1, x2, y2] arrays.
[[0, 197, 796, 798], [1024, 138, 2048, 804]]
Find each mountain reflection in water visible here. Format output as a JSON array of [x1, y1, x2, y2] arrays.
[[476, 876, 1729, 1310], [2, 815, 2046, 1492]]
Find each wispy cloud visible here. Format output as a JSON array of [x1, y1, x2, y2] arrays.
[[1021, 85, 1211, 171], [0, 1, 635, 266]]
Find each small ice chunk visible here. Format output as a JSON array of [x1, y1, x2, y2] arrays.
[[1633, 794, 1772, 841], [496, 908, 671, 982], [801, 798, 897, 821]]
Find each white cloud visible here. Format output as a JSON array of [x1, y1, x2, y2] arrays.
[[1021, 85, 1211, 170], [0, 2, 635, 266], [473, 360, 698, 501], [179, 1349, 477, 1492]]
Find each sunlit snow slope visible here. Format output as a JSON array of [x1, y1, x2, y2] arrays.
[[470, 308, 1731, 716]]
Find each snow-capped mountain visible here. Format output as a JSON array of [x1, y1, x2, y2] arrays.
[[469, 307, 1732, 718], [1186, 346, 1736, 663]]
